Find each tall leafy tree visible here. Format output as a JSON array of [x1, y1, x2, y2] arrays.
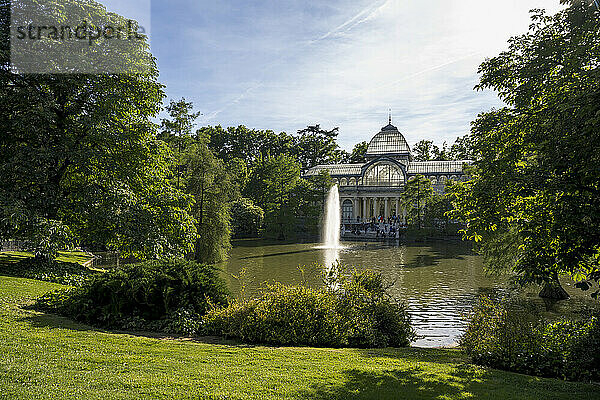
[[401, 175, 434, 229], [0, 0, 196, 259], [294, 124, 341, 171], [449, 134, 475, 160], [160, 98, 203, 188], [185, 136, 233, 263], [449, 1, 600, 298], [349, 141, 369, 163], [413, 140, 435, 161], [230, 198, 264, 238], [244, 155, 301, 240], [204, 125, 294, 168]]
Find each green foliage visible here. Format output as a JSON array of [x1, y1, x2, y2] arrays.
[[204, 267, 415, 347], [401, 175, 434, 228], [294, 124, 342, 171], [185, 139, 233, 263], [230, 198, 264, 238], [414, 137, 473, 162], [413, 140, 436, 161], [159, 102, 235, 263], [0, 256, 95, 286], [36, 259, 229, 335], [204, 125, 294, 169], [245, 155, 302, 239], [449, 2, 600, 296], [461, 296, 600, 382], [0, 1, 197, 260], [349, 141, 369, 163], [449, 134, 475, 160]]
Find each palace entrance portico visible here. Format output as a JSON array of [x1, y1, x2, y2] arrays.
[[340, 195, 406, 223]]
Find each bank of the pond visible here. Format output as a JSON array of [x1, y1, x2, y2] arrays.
[[0, 275, 598, 400], [220, 239, 592, 348]]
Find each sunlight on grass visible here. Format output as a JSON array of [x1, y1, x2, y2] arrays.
[[0, 250, 92, 266], [0, 276, 598, 400]]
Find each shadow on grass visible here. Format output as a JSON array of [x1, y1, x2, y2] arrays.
[[19, 310, 255, 347], [299, 351, 600, 400], [300, 364, 487, 400]]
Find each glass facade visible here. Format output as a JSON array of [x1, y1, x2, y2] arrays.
[[303, 121, 472, 193], [365, 128, 411, 156], [363, 163, 405, 187]]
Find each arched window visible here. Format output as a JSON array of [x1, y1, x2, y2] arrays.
[[340, 178, 347, 186], [363, 162, 405, 187], [342, 199, 353, 222], [349, 178, 356, 186]]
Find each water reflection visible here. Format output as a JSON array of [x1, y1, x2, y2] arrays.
[[220, 239, 588, 348], [322, 247, 340, 272]]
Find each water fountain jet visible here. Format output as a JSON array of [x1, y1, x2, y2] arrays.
[[320, 185, 343, 249]]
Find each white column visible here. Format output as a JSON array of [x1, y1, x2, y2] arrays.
[[395, 198, 399, 217], [362, 197, 367, 221], [374, 198, 379, 219], [353, 197, 359, 220], [384, 197, 389, 219]]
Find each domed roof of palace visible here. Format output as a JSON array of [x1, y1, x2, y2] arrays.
[[366, 122, 411, 156]]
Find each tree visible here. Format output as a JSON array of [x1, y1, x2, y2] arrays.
[[294, 124, 341, 171], [204, 125, 294, 168], [160, 98, 202, 141], [401, 175, 434, 229], [431, 142, 451, 161], [160, 98, 203, 188], [449, 1, 600, 298], [185, 136, 234, 263], [244, 155, 301, 240], [0, 0, 196, 259], [412, 140, 435, 161], [449, 134, 475, 160], [350, 141, 369, 163], [230, 198, 264, 238]]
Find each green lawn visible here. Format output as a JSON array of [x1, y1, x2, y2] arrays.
[[0, 250, 93, 266], [0, 276, 598, 400]]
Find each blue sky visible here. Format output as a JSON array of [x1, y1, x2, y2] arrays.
[[104, 0, 564, 151]]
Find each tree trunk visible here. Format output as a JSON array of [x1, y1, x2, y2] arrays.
[[539, 273, 569, 300]]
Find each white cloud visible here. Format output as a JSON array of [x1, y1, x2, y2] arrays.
[[190, 0, 566, 150]]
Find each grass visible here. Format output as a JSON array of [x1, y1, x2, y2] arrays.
[[0, 276, 599, 400], [0, 250, 93, 266]]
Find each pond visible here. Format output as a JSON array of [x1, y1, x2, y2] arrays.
[[219, 239, 590, 348]]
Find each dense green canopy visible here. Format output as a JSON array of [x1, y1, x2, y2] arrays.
[[450, 1, 600, 297], [0, 0, 196, 258]]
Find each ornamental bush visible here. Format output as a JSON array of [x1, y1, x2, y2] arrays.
[[460, 296, 600, 382], [203, 268, 415, 348], [36, 259, 229, 335]]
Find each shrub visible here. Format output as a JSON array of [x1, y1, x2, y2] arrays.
[[203, 267, 415, 348], [0, 256, 95, 286], [37, 259, 229, 335], [460, 295, 600, 382]]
